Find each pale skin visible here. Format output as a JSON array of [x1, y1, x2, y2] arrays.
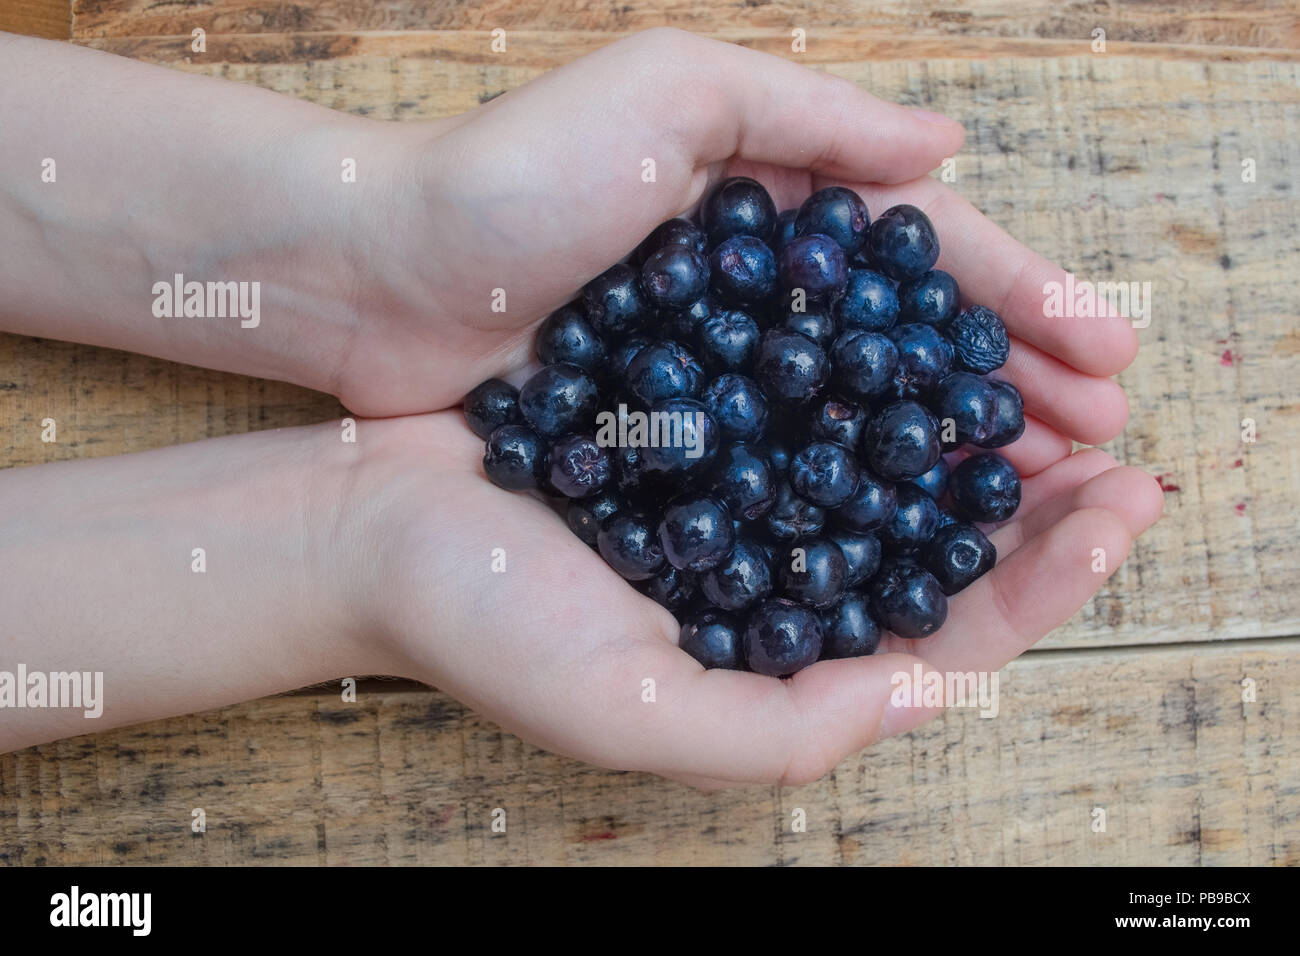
[[0, 29, 1162, 785]]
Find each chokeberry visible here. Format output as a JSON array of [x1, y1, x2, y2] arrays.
[[566, 489, 623, 546], [810, 398, 868, 449], [696, 307, 760, 372], [709, 235, 778, 305], [897, 269, 960, 328], [924, 522, 996, 595], [827, 529, 881, 588], [908, 457, 950, 500], [709, 443, 776, 520], [483, 424, 546, 491], [642, 245, 710, 309], [700, 373, 768, 443], [519, 363, 600, 439], [831, 330, 899, 401], [659, 493, 736, 572], [778, 234, 848, 301], [779, 305, 836, 349], [790, 440, 861, 508], [950, 452, 1022, 523], [701, 177, 777, 247], [793, 186, 870, 255], [834, 269, 899, 333], [947, 305, 1010, 375], [976, 379, 1026, 449], [639, 564, 698, 612], [880, 483, 941, 555], [869, 560, 948, 639], [680, 608, 745, 670], [537, 304, 606, 373], [463, 378, 520, 440], [765, 478, 826, 541], [933, 371, 998, 445], [887, 323, 954, 399], [866, 204, 940, 282], [640, 397, 720, 477], [700, 537, 774, 611], [633, 217, 707, 265], [625, 340, 705, 406], [582, 263, 651, 335], [597, 512, 666, 581], [778, 536, 847, 609], [819, 592, 881, 659], [548, 434, 612, 498], [743, 598, 824, 677], [862, 400, 942, 481], [834, 470, 898, 533], [754, 328, 829, 404]]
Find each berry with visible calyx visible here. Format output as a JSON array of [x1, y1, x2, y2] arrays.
[[548, 434, 611, 498], [790, 440, 861, 508], [950, 452, 1022, 523], [924, 522, 996, 595]]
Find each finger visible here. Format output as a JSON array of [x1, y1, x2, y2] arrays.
[[991, 465, 1164, 555], [972, 413, 1075, 478], [985, 447, 1120, 530], [850, 176, 1140, 378], [896, 507, 1133, 673], [998, 337, 1130, 446]]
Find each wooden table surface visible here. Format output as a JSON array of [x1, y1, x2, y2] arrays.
[[1, 1, 1297, 865]]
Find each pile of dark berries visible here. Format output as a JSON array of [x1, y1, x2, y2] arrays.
[[463, 179, 1023, 678]]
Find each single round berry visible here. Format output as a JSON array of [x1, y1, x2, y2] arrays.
[[778, 536, 848, 609], [680, 608, 745, 670], [810, 398, 868, 449], [778, 234, 848, 300], [696, 308, 760, 372], [790, 441, 861, 508], [709, 443, 776, 520], [933, 371, 999, 446], [827, 529, 881, 588], [659, 493, 736, 572], [794, 186, 870, 255], [536, 304, 606, 373], [866, 204, 940, 282], [947, 305, 1011, 374], [880, 483, 941, 555], [701, 176, 777, 246], [640, 397, 720, 477], [463, 378, 520, 440], [887, 323, 954, 399], [743, 598, 824, 677], [482, 424, 546, 491], [518, 363, 600, 439], [834, 269, 899, 333], [548, 434, 612, 498], [765, 478, 826, 541], [638, 564, 697, 612], [625, 340, 705, 406], [701, 537, 774, 611], [779, 305, 836, 349], [924, 522, 996, 595], [976, 379, 1026, 449], [605, 335, 653, 383], [755, 329, 829, 403], [597, 512, 666, 581], [862, 400, 942, 481], [701, 373, 768, 443], [831, 330, 899, 401], [950, 452, 1022, 523], [566, 489, 622, 546], [709, 235, 777, 305], [908, 457, 950, 500], [633, 217, 707, 265], [897, 269, 960, 327], [641, 245, 710, 309], [869, 560, 948, 638], [819, 592, 881, 660], [834, 470, 898, 533], [582, 263, 651, 335]]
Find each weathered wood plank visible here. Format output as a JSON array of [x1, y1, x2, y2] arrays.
[[68, 1, 1300, 52], [2, 639, 1294, 865], [0, 0, 71, 40]]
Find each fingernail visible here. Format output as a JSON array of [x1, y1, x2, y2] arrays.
[[909, 108, 960, 128]]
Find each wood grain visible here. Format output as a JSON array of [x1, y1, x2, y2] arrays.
[[2, 640, 1294, 865], [0, 0, 71, 40]]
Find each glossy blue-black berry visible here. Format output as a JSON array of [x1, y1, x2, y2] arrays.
[[778, 234, 848, 301], [536, 304, 606, 373], [819, 592, 881, 659], [778, 536, 847, 609], [582, 263, 651, 335], [834, 470, 898, 533], [696, 308, 760, 372], [566, 489, 622, 546], [869, 560, 948, 638], [755, 328, 829, 403], [709, 235, 777, 305], [908, 457, 950, 500], [641, 397, 720, 477], [680, 608, 745, 670], [709, 443, 776, 520], [701, 176, 777, 247], [976, 379, 1026, 449], [518, 364, 599, 439], [827, 529, 881, 588], [633, 217, 707, 265], [773, 208, 798, 253], [659, 493, 735, 572], [463, 378, 519, 440], [597, 511, 666, 581], [625, 340, 705, 406], [810, 398, 868, 449], [831, 330, 899, 401], [482, 424, 546, 491], [701, 373, 768, 443], [880, 483, 941, 555], [933, 371, 998, 445], [794, 186, 870, 255], [765, 437, 794, 475], [834, 269, 898, 333], [866, 204, 940, 282], [862, 400, 941, 481], [662, 294, 716, 343], [641, 245, 710, 310], [924, 522, 996, 595], [547, 434, 611, 498], [790, 440, 860, 508], [605, 335, 652, 383], [950, 452, 1022, 523], [743, 598, 824, 677], [701, 537, 774, 611], [947, 305, 1010, 374], [897, 269, 960, 327], [887, 323, 953, 399], [765, 478, 826, 541], [779, 305, 836, 349], [638, 564, 697, 612]]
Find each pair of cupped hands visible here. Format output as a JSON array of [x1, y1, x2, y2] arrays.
[[240, 30, 1162, 787]]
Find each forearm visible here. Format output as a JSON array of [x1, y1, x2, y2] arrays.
[[0, 32, 411, 397], [0, 421, 391, 752]]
